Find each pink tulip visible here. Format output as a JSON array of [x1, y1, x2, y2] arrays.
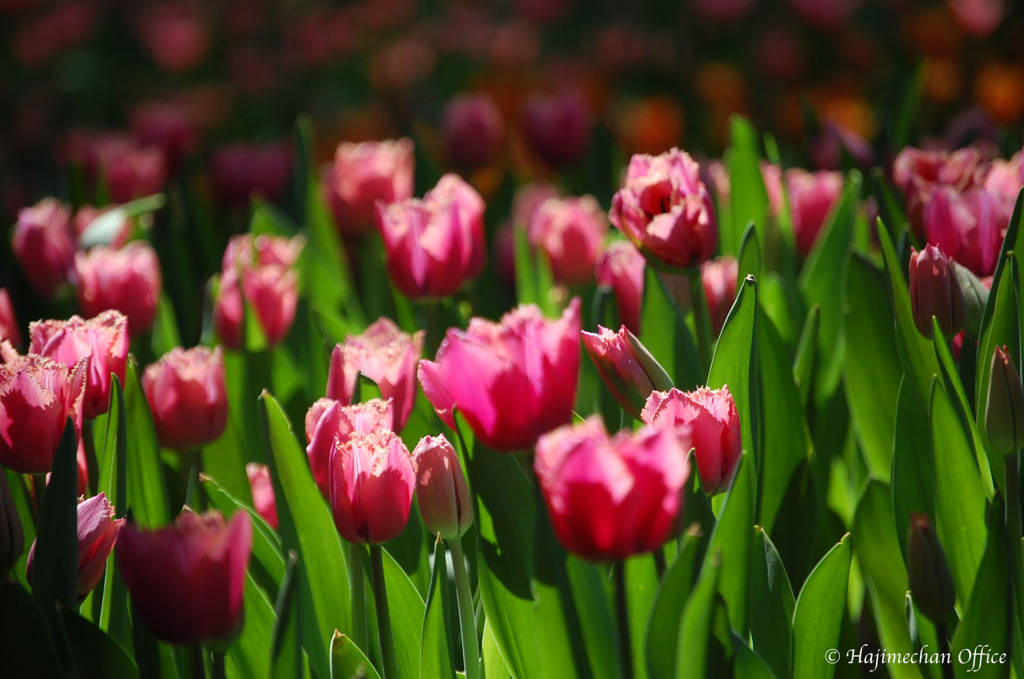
[[511, 183, 561, 229], [534, 416, 690, 561], [441, 93, 505, 170], [786, 169, 845, 256], [419, 299, 581, 451], [892, 146, 987, 239], [246, 463, 278, 530], [375, 173, 486, 299], [332, 138, 415, 238], [923, 187, 1009, 278], [0, 352, 85, 474], [326, 318, 424, 431], [116, 510, 251, 645], [27, 492, 124, 598], [11, 198, 75, 299], [701, 256, 739, 337], [641, 386, 742, 495], [75, 242, 162, 338], [96, 140, 167, 204], [412, 434, 473, 540], [0, 289, 21, 348], [305, 398, 394, 497], [609, 148, 718, 270], [29, 311, 129, 419], [522, 90, 592, 168], [143, 346, 228, 450], [595, 241, 646, 334], [581, 325, 672, 420], [528, 196, 609, 287]]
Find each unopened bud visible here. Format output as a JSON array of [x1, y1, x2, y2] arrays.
[[910, 245, 965, 338], [985, 346, 1024, 457], [907, 512, 956, 624]]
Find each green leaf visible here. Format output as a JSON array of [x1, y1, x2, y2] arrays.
[[890, 376, 935, 567], [748, 529, 795, 679], [150, 295, 181, 359], [724, 116, 768, 257], [640, 267, 701, 390], [533, 518, 586, 679], [259, 392, 350, 677], [61, 609, 139, 679], [792, 306, 819, 408], [97, 377, 129, 644], [891, 62, 927, 152], [330, 632, 382, 679], [420, 538, 455, 679], [201, 415, 252, 505], [272, 552, 302, 679], [226, 573, 277, 679], [675, 551, 722, 679], [565, 556, 618, 679], [124, 358, 171, 528], [382, 546, 427, 679], [646, 534, 700, 679], [624, 555, 659, 679], [738, 221, 762, 281], [482, 622, 510, 679], [792, 535, 852, 679], [202, 475, 285, 589], [31, 422, 79, 612], [0, 581, 64, 679]]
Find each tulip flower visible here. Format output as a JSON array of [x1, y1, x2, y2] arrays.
[[785, 169, 844, 256], [27, 492, 124, 599], [984, 346, 1024, 457], [700, 256, 739, 337], [419, 299, 581, 451], [609, 148, 718, 270], [907, 512, 956, 623], [326, 318, 424, 432], [441, 93, 505, 170], [528, 196, 609, 287], [306, 398, 394, 498], [331, 138, 415, 238], [75, 242, 163, 338], [142, 346, 228, 450], [29, 311, 129, 419], [116, 509, 252, 645], [595, 241, 646, 334], [97, 141, 167, 204], [412, 434, 473, 540], [909, 245, 966, 339], [534, 417, 690, 561], [582, 325, 673, 419], [892, 146, 987, 240], [522, 90, 592, 168], [375, 173, 486, 299], [0, 289, 22, 348], [922, 187, 1009, 278], [11, 198, 75, 299], [641, 385, 741, 495], [246, 463, 278, 530], [0, 471, 23, 576], [511, 183, 562, 229]]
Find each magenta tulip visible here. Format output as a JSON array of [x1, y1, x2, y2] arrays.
[[332, 138, 415, 238], [581, 325, 672, 420], [0, 289, 21, 348], [305, 398, 394, 498], [75, 242, 163, 338], [143, 346, 228, 450], [528, 195, 609, 287], [11, 198, 75, 299], [701, 256, 739, 337], [412, 434, 473, 540], [246, 463, 278, 530], [595, 241, 646, 334]]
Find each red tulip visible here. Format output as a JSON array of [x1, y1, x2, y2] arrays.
[[29, 311, 129, 419], [375, 173, 486, 299], [116, 510, 252, 645], [326, 318, 424, 432], [305, 398, 394, 497], [75, 242, 163, 338], [27, 492, 124, 599], [246, 463, 278, 530], [923, 187, 1009, 278], [534, 416, 690, 561], [528, 195, 609, 287], [441, 93, 505, 170], [909, 245, 966, 338], [142, 346, 228, 450], [700, 256, 739, 337], [609, 148, 718, 270], [581, 325, 672, 420], [641, 386, 741, 495], [331, 138, 415, 238], [11, 198, 75, 299], [595, 241, 645, 334], [419, 299, 581, 451], [412, 434, 473, 540], [0, 289, 21, 348], [0, 351, 85, 474]]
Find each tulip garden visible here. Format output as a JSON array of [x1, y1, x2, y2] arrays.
[[3, 1, 1024, 678]]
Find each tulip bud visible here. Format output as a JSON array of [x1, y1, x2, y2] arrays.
[[246, 463, 278, 530], [0, 471, 24, 576], [582, 325, 672, 419], [909, 245, 966, 339], [595, 241, 645, 334], [143, 346, 228, 450], [412, 435, 473, 540], [984, 346, 1024, 457], [27, 492, 124, 599], [906, 512, 956, 624]]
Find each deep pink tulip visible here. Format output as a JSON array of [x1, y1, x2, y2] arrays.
[[534, 416, 690, 561], [27, 492, 124, 599], [786, 169, 844, 256], [522, 90, 592, 168], [246, 463, 278, 530], [910, 245, 966, 339], [441, 93, 505, 170], [923, 187, 1009, 278], [595, 241, 646, 334], [116, 510, 251, 645], [143, 346, 227, 450], [375, 173, 486, 299], [131, 101, 197, 172], [528, 196, 609, 287], [0, 289, 21, 348], [511, 183, 561, 229], [326, 318, 424, 432], [332, 138, 415, 238], [11, 198, 75, 299], [210, 143, 292, 209], [97, 141, 168, 204], [641, 386, 742, 496], [701, 256, 739, 337], [582, 325, 672, 420], [419, 299, 581, 451], [29, 311, 129, 419], [75, 242, 162, 338], [0, 352, 85, 474], [893, 146, 987, 239], [609, 148, 718, 270], [412, 434, 473, 540], [305, 398, 394, 497]]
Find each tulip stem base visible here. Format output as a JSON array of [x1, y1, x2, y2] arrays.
[[190, 645, 206, 679], [936, 623, 954, 679], [614, 562, 635, 679], [1005, 457, 1024, 633], [686, 270, 714, 375], [347, 543, 368, 657], [450, 537, 480, 679], [369, 543, 399, 679]]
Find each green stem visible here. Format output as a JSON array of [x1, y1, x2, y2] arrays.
[[190, 645, 206, 679], [184, 448, 205, 511], [1006, 457, 1024, 636], [81, 418, 98, 495], [652, 549, 667, 580], [347, 543, 368, 655], [936, 622, 955, 679], [450, 538, 480, 679], [686, 269, 714, 374], [614, 562, 635, 679], [369, 543, 399, 679], [212, 652, 226, 679]]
